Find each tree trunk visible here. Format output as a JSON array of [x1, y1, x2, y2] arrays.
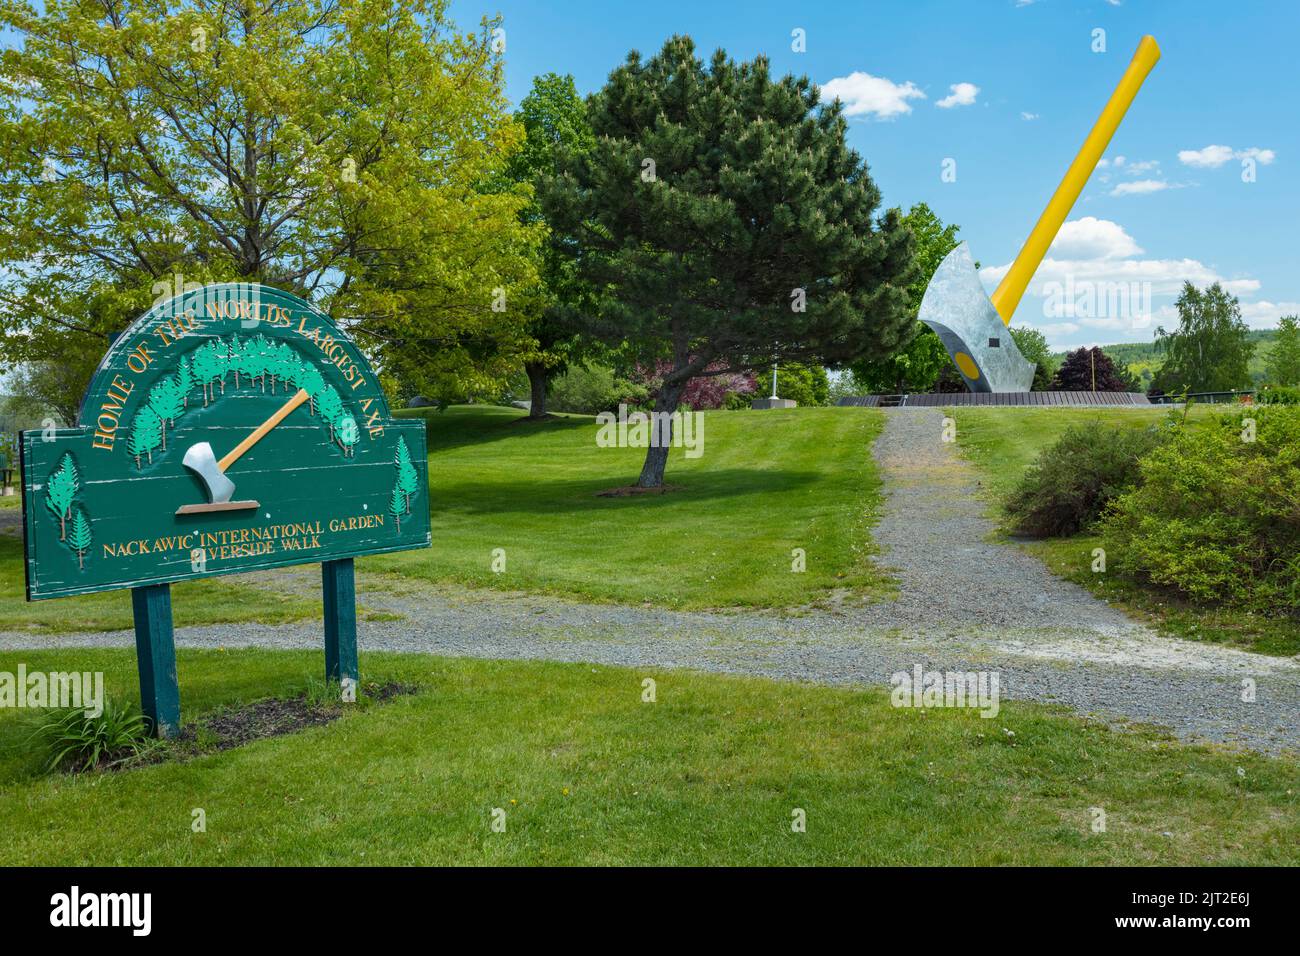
[[525, 362, 549, 419], [636, 379, 688, 488]]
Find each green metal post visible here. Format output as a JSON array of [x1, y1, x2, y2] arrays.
[[132, 583, 180, 738], [322, 557, 358, 700]]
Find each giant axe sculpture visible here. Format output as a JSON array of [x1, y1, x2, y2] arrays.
[[921, 36, 1161, 393]]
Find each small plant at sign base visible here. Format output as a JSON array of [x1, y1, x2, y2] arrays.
[[28, 698, 158, 773], [303, 675, 342, 708]]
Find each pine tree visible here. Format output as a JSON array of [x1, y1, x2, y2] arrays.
[[132, 406, 163, 464], [337, 415, 359, 457], [541, 36, 915, 486], [68, 507, 92, 569], [299, 364, 326, 414], [317, 386, 344, 442], [192, 341, 216, 405], [147, 377, 185, 449], [176, 356, 194, 408], [228, 337, 245, 389], [44, 453, 76, 540], [394, 436, 418, 512], [388, 483, 405, 533]]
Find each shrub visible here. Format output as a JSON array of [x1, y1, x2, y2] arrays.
[[29, 698, 158, 773], [548, 364, 648, 415], [1100, 406, 1300, 612], [1004, 421, 1170, 537], [1257, 385, 1300, 405]]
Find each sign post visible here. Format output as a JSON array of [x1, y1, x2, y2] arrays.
[[322, 557, 358, 700], [20, 283, 431, 735], [131, 583, 180, 737]]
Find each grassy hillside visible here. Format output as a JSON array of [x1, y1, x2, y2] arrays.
[[376, 404, 891, 609], [1052, 329, 1282, 387], [1, 648, 1293, 865]]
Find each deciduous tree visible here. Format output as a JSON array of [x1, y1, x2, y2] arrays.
[[1266, 315, 1300, 386], [0, 0, 539, 402], [1152, 282, 1254, 393]]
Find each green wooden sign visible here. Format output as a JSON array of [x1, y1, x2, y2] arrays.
[[21, 283, 430, 599], [19, 283, 429, 736]]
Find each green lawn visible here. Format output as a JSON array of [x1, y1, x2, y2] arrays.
[[951, 405, 1296, 656], [0, 536, 318, 633], [0, 648, 1294, 865], [371, 404, 891, 609]]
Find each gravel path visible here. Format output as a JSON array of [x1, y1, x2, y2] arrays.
[[3, 408, 1296, 754]]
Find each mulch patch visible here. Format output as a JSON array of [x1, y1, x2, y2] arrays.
[[58, 681, 420, 775], [183, 697, 340, 751], [595, 484, 684, 497], [179, 680, 419, 753]]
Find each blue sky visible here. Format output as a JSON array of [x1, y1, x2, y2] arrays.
[[452, 0, 1298, 349]]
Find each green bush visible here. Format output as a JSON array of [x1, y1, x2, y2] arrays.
[[1257, 385, 1300, 405], [1101, 406, 1300, 612], [29, 697, 158, 773], [1004, 421, 1169, 537], [548, 364, 647, 415], [770, 362, 830, 406]]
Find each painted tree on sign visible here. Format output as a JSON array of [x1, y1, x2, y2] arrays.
[[147, 377, 185, 448], [176, 357, 195, 409], [317, 386, 344, 443], [44, 452, 77, 540], [388, 483, 405, 534], [299, 364, 326, 415], [192, 342, 220, 406], [394, 437, 419, 513], [227, 339, 246, 389], [127, 407, 163, 467], [337, 416, 359, 458], [68, 507, 92, 569]]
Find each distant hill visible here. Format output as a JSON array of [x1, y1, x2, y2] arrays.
[[1052, 329, 1281, 387]]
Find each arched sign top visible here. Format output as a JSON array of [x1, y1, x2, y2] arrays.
[[80, 282, 391, 432], [22, 282, 428, 601]]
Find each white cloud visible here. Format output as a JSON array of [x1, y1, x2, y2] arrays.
[[1048, 217, 1142, 259], [1020, 111, 1038, 121], [820, 72, 925, 119], [981, 217, 1263, 335], [1110, 179, 1170, 196], [1178, 144, 1275, 168], [1123, 159, 1160, 174], [1237, 147, 1276, 164], [936, 82, 979, 109], [982, 256, 1257, 300], [1237, 300, 1300, 329]]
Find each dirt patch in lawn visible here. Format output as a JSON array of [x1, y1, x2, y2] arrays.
[[188, 696, 340, 750], [182, 681, 419, 752]]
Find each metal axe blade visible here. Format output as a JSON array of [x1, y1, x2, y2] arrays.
[[182, 441, 236, 504]]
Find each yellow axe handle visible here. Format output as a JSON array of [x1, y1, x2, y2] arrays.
[[990, 35, 1161, 324], [218, 388, 310, 472]]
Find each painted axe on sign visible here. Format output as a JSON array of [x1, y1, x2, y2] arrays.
[[921, 35, 1161, 393], [177, 388, 310, 515]]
